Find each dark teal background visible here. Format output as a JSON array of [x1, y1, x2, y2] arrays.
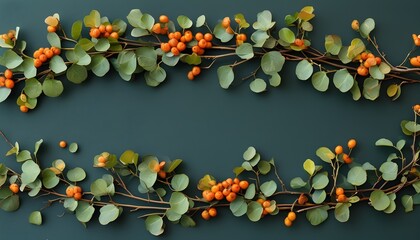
[[0, 0, 419, 239]]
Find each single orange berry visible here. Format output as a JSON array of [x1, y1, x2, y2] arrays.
[[222, 17, 231, 28], [5, 79, 14, 89], [294, 38, 304, 47], [4, 69, 13, 79], [337, 194, 347, 203], [215, 191, 224, 200], [99, 25, 106, 33], [357, 65, 369, 76], [51, 47, 61, 55], [287, 211, 297, 221], [335, 145, 343, 155], [59, 140, 67, 148], [187, 71, 194, 80], [335, 187, 345, 196], [110, 32, 119, 39], [47, 26, 57, 33], [201, 210, 210, 220], [20, 105, 29, 113], [360, 52, 368, 61], [168, 38, 178, 47], [195, 32, 204, 41], [74, 186, 82, 193], [222, 188, 231, 196], [105, 25, 113, 33], [297, 193, 308, 205], [9, 183, 19, 194], [158, 170, 166, 179], [375, 57, 382, 65], [204, 33, 213, 42], [284, 217, 293, 227], [176, 42, 186, 52], [97, 162, 106, 168], [170, 47, 180, 56], [161, 43, 171, 53], [45, 49, 54, 59], [173, 31, 182, 40], [233, 178, 240, 184], [66, 186, 74, 197], [262, 200, 271, 208], [351, 20, 359, 31], [204, 191, 215, 202], [39, 54, 48, 63], [239, 180, 249, 190], [90, 28, 101, 38], [192, 66, 201, 76], [73, 192, 82, 201], [159, 15, 169, 24], [347, 139, 357, 149], [152, 23, 162, 34], [231, 183, 240, 193], [34, 59, 43, 68], [226, 192, 237, 202], [343, 154, 353, 164], [208, 207, 217, 217], [211, 185, 220, 193]]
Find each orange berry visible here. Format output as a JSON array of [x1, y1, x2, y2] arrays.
[[74, 192, 82, 201], [90, 28, 101, 38], [257, 198, 265, 205], [158, 170, 166, 179], [97, 162, 106, 167], [171, 47, 180, 56], [225, 27, 234, 34], [208, 207, 217, 217], [297, 194, 308, 205], [161, 42, 171, 53], [105, 25, 113, 33], [173, 31, 182, 40], [0, 76, 4, 87], [160, 27, 168, 35], [410, 57, 420, 67], [152, 23, 161, 34], [239, 180, 249, 190], [45, 49, 54, 59], [51, 47, 61, 55], [205, 41, 212, 49], [367, 53, 375, 59], [262, 200, 271, 208], [211, 185, 220, 193], [20, 105, 29, 113], [294, 38, 304, 47], [187, 71, 194, 80], [364, 57, 376, 68], [168, 38, 178, 47], [204, 191, 215, 202], [192, 46, 202, 54], [351, 20, 359, 31], [159, 15, 169, 23], [184, 31, 193, 42], [39, 54, 48, 63], [5, 79, 14, 89], [180, 36, 186, 43], [222, 188, 231, 196], [360, 52, 368, 61], [226, 178, 234, 185], [215, 191, 224, 200], [47, 26, 57, 33], [337, 194, 347, 203], [110, 32, 119, 39], [168, 32, 175, 39], [59, 140, 67, 148], [375, 57, 381, 65], [34, 59, 43, 68], [195, 32, 204, 41], [4, 69, 13, 79], [153, 163, 161, 173], [222, 17, 231, 28], [66, 186, 74, 197], [222, 180, 229, 188], [343, 154, 353, 164], [335, 145, 343, 155], [204, 33, 213, 42], [201, 210, 210, 220], [99, 25, 106, 33], [176, 42, 186, 52], [233, 178, 240, 184], [226, 192, 237, 202], [192, 66, 201, 76], [357, 65, 369, 76], [284, 217, 293, 227], [236, 33, 247, 41], [347, 139, 357, 149], [335, 187, 344, 196], [231, 183, 240, 193], [33, 50, 42, 59], [415, 39, 420, 47], [287, 211, 297, 221], [74, 186, 82, 193], [9, 183, 19, 194]]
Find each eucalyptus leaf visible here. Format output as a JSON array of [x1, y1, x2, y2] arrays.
[[295, 59, 313, 80]]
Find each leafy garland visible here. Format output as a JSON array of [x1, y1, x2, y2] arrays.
[[0, 106, 419, 235], [0, 6, 420, 112]]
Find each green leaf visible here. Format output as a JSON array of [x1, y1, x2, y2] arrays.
[[369, 66, 384, 80], [48, 55, 67, 74], [363, 78, 380, 100], [21, 160, 40, 185], [386, 84, 399, 98], [405, 121, 420, 133], [177, 15, 192, 29], [347, 38, 365, 60], [145, 67, 166, 84], [126, 9, 143, 28], [119, 150, 139, 165], [316, 147, 335, 163], [77, 38, 95, 51], [312, 172, 329, 190], [21, 58, 37, 78], [325, 35, 342, 55], [131, 27, 149, 37], [162, 54, 180, 67], [23, 78, 42, 98], [99, 204, 120, 225], [217, 65, 234, 89], [261, 51, 285, 74], [379, 62, 391, 74], [84, 10, 100, 28], [251, 30, 269, 47], [234, 13, 250, 29], [290, 177, 307, 189], [181, 54, 200, 65], [91, 179, 108, 200], [249, 78, 267, 93], [71, 20, 83, 40], [171, 174, 189, 192], [42, 78, 63, 97], [230, 197, 248, 217], [362, 162, 376, 171], [196, 15, 206, 27], [246, 201, 263, 222], [253, 10, 275, 31], [67, 64, 87, 84], [278, 28, 295, 44], [136, 47, 157, 71], [0, 190, 19, 212], [47, 32, 61, 48], [303, 159, 316, 176], [306, 206, 329, 226], [243, 146, 257, 161], [260, 180, 277, 197], [76, 202, 95, 223], [41, 169, 59, 189], [338, 46, 352, 64], [94, 38, 110, 52], [116, 50, 137, 75], [311, 71, 329, 92], [379, 162, 398, 181], [90, 55, 110, 77], [375, 138, 393, 147], [333, 69, 354, 92], [64, 198, 78, 211], [69, 142, 78, 153], [27, 179, 42, 197], [67, 167, 86, 182], [180, 215, 196, 228], [334, 203, 350, 222], [295, 59, 313, 81], [268, 73, 281, 87], [347, 166, 367, 186], [401, 195, 414, 212], [235, 43, 254, 60], [257, 160, 271, 175], [0, 88, 11, 103], [360, 18, 375, 38], [3, 49, 24, 69], [29, 211, 42, 225], [170, 192, 189, 215], [370, 190, 390, 211], [244, 183, 256, 199], [145, 215, 164, 236], [213, 23, 234, 43], [350, 81, 361, 101], [311, 189, 327, 204], [166, 159, 183, 173]]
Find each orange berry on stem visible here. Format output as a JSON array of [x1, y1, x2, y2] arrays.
[[357, 65, 369, 76], [192, 66, 201, 76], [99, 25, 106, 33], [239, 180, 249, 190], [231, 183, 240, 193], [204, 33, 213, 42], [4, 69, 13, 79], [195, 32, 204, 41], [284, 217, 293, 227], [226, 192, 237, 202], [45, 49, 54, 59], [5, 79, 14, 89], [215, 191, 224, 200], [335, 145, 343, 155], [168, 38, 178, 47], [20, 105, 29, 113], [347, 139, 357, 149], [34, 59, 43, 68], [176, 42, 186, 52], [74, 192, 82, 201], [198, 39, 207, 49], [39, 54, 48, 63], [335, 187, 344, 196], [105, 25, 113, 33], [337, 194, 347, 203], [208, 207, 217, 217], [201, 210, 210, 220], [222, 17, 231, 28], [187, 71, 194, 80], [9, 183, 19, 193], [287, 211, 297, 221], [262, 200, 271, 208], [47, 26, 57, 33], [170, 47, 180, 56], [159, 15, 169, 23], [298, 193, 308, 205], [173, 31, 182, 40], [66, 186, 74, 197], [110, 32, 119, 39]]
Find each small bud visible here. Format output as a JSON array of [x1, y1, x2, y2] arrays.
[[351, 20, 359, 31]]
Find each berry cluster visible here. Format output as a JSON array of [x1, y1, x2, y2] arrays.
[[191, 32, 213, 55], [1, 29, 16, 44], [65, 185, 83, 201], [45, 16, 60, 33], [335, 187, 347, 203], [201, 207, 217, 220], [160, 31, 188, 56], [201, 178, 249, 203], [187, 66, 201, 80], [283, 211, 297, 227], [334, 139, 357, 164], [356, 52, 382, 76], [33, 47, 61, 68], [256, 198, 277, 217], [409, 56, 420, 67], [89, 24, 119, 39], [221, 17, 234, 34], [0, 69, 14, 89], [235, 33, 247, 46], [152, 15, 169, 35], [154, 161, 167, 179], [96, 152, 110, 168]]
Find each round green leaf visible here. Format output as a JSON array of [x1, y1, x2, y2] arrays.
[[303, 159, 315, 176], [316, 147, 335, 163], [347, 38, 366, 59], [253, 10, 275, 31], [251, 30, 269, 47], [0, 87, 12, 103], [71, 20, 83, 40], [41, 169, 59, 189], [260, 180, 277, 197], [379, 62, 391, 74], [69, 142, 78, 153], [180, 215, 196, 228], [375, 138, 393, 147], [333, 69, 354, 92], [230, 196, 248, 217], [49, 55, 67, 74], [145, 67, 166, 83], [401, 195, 414, 213], [196, 15, 206, 27], [311, 71, 329, 92], [290, 177, 307, 189], [257, 160, 271, 175], [369, 66, 384, 80], [244, 183, 256, 199], [350, 81, 361, 101], [235, 43, 254, 60], [119, 150, 139, 165], [91, 178, 108, 200], [213, 23, 234, 43], [370, 190, 390, 211], [136, 47, 157, 71], [246, 201, 263, 222], [90, 55, 110, 77], [21, 160, 40, 185], [169, 192, 189, 215], [42, 78, 64, 97], [29, 211, 42, 225], [67, 64, 88, 84], [47, 32, 61, 48], [27, 179, 42, 197], [99, 204, 120, 225], [261, 51, 285, 74], [295, 59, 313, 80], [311, 189, 327, 204], [177, 15, 192, 29], [363, 78, 380, 100], [126, 9, 143, 28], [139, 169, 157, 189], [306, 206, 329, 226], [325, 35, 342, 55], [22, 58, 37, 78], [386, 84, 399, 97], [67, 167, 86, 182], [64, 198, 78, 211], [171, 174, 189, 192], [312, 172, 329, 190], [94, 38, 110, 52], [334, 203, 350, 222], [379, 162, 398, 181], [269, 73, 281, 87], [249, 78, 267, 93], [360, 18, 375, 38], [165, 209, 182, 222], [83, 10, 100, 28], [145, 215, 164, 236], [347, 166, 367, 186], [0, 193, 19, 212], [217, 65, 234, 89], [76, 201, 95, 223], [23, 78, 42, 98], [278, 27, 295, 44], [243, 146, 256, 161], [3, 49, 23, 69]]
